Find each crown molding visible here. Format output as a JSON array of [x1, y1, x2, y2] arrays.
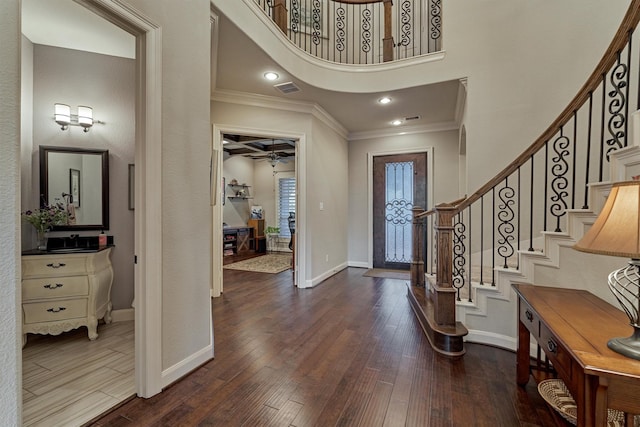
[[348, 120, 459, 141], [212, 89, 348, 138]]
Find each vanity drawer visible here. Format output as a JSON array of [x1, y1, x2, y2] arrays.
[[540, 323, 572, 380], [519, 299, 540, 337], [22, 276, 89, 300], [23, 298, 87, 324], [22, 255, 89, 278]]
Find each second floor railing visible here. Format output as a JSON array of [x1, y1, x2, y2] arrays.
[[254, 0, 442, 64]]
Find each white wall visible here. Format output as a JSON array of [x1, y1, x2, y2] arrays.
[[26, 44, 135, 311], [223, 156, 255, 226], [348, 130, 459, 266], [0, 0, 22, 423]]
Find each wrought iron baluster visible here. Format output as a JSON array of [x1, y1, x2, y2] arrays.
[[528, 155, 534, 252], [606, 52, 627, 159], [430, 0, 442, 52], [550, 127, 570, 232], [543, 141, 549, 231], [311, 0, 322, 47], [583, 93, 593, 209], [467, 205, 472, 302], [516, 168, 521, 268], [599, 73, 606, 181], [480, 194, 484, 285], [335, 6, 346, 61], [290, 0, 300, 34], [361, 7, 373, 63], [452, 211, 466, 301], [571, 111, 577, 210], [492, 187, 495, 286], [624, 32, 632, 147], [497, 177, 515, 269]]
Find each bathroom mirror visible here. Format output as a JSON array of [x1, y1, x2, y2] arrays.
[[40, 146, 109, 230]]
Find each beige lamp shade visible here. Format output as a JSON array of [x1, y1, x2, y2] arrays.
[[573, 181, 640, 258]]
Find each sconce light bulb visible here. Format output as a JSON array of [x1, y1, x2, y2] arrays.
[[54, 103, 71, 130]]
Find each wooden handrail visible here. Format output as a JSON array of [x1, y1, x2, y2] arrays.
[[415, 195, 467, 219], [455, 0, 640, 213]]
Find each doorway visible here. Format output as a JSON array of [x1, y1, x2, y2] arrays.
[[372, 152, 427, 270]]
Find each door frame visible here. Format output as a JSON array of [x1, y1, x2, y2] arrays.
[[367, 147, 434, 268], [212, 124, 307, 291], [81, 0, 163, 397]]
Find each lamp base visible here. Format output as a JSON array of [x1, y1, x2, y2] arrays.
[[607, 327, 640, 361]]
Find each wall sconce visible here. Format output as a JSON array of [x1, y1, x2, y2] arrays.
[[54, 103, 96, 132]]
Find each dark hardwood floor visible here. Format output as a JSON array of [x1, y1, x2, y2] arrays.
[[90, 267, 564, 427]]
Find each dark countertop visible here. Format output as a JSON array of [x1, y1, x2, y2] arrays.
[[22, 245, 114, 256]]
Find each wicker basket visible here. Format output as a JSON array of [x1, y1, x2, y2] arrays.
[[537, 379, 635, 427]]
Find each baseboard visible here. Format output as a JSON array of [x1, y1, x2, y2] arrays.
[[348, 261, 369, 268], [307, 262, 349, 287], [110, 308, 134, 322], [464, 329, 517, 351], [161, 343, 214, 388]]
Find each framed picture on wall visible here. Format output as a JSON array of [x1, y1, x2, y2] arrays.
[[69, 168, 80, 208]]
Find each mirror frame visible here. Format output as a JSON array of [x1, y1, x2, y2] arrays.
[[39, 146, 110, 231]]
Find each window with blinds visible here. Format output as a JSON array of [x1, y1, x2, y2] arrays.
[[277, 177, 296, 237]]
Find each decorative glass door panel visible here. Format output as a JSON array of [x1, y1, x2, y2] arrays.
[[373, 153, 427, 270], [384, 162, 414, 263]]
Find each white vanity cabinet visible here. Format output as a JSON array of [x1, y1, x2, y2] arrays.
[[21, 248, 114, 343]]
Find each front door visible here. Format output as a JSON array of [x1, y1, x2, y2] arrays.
[[373, 153, 427, 270]]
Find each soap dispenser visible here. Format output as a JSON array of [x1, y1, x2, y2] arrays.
[[98, 230, 107, 247]]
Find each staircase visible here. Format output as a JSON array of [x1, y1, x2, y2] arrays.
[[408, 0, 640, 356]]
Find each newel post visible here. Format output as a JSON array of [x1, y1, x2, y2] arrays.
[[433, 203, 457, 326], [383, 0, 394, 62], [411, 207, 425, 287], [273, 0, 288, 34]]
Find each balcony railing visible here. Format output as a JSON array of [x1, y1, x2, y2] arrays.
[[254, 0, 442, 64]]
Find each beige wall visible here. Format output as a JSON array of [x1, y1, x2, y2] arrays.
[[212, 99, 349, 284], [24, 44, 135, 311], [0, 0, 22, 423], [122, 0, 213, 372], [348, 130, 460, 266]]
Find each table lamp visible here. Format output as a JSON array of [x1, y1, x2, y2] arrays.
[[573, 180, 640, 360]]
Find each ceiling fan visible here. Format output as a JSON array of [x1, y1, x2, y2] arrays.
[[262, 141, 289, 167]]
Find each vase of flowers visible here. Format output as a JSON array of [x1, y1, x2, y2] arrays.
[[22, 204, 69, 250]]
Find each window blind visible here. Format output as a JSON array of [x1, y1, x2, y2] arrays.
[[278, 177, 296, 237]]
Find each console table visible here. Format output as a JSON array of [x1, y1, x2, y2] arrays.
[[513, 284, 640, 426]]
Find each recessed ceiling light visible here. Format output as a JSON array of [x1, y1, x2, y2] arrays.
[[264, 72, 279, 81], [378, 97, 392, 105], [391, 119, 403, 126]]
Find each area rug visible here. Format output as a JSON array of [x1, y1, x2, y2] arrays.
[[363, 268, 410, 280], [224, 254, 292, 273]]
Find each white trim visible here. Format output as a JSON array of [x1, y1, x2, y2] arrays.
[[212, 89, 348, 138], [213, 124, 307, 289], [349, 120, 459, 142], [308, 263, 349, 287], [464, 329, 517, 351], [110, 308, 135, 322], [82, 0, 164, 398], [161, 343, 214, 388], [366, 147, 435, 268], [348, 261, 369, 269]]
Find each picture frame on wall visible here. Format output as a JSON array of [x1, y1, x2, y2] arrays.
[[69, 168, 80, 208]]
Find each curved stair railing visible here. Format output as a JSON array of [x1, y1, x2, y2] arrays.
[[254, 0, 442, 64], [410, 0, 640, 356]]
